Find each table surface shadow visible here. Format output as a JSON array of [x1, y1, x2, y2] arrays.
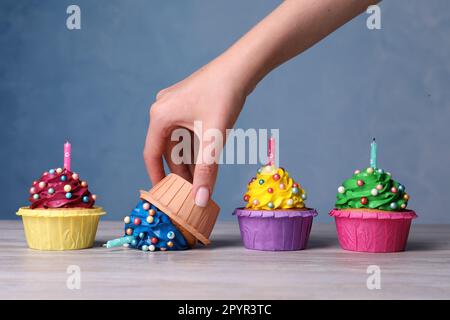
[[1, 220, 449, 300]]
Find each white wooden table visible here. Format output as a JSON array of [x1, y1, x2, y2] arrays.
[[1, 220, 449, 300]]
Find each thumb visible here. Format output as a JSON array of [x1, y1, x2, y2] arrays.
[[192, 162, 218, 208]]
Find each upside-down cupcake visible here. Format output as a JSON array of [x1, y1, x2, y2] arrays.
[[329, 140, 417, 253], [234, 164, 318, 251], [16, 143, 105, 250]]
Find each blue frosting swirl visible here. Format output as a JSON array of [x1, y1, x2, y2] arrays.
[[123, 200, 188, 251]]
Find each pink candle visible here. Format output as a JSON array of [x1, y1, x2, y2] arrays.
[[268, 136, 276, 166], [64, 141, 71, 171]]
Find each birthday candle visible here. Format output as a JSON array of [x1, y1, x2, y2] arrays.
[[370, 138, 377, 169], [268, 136, 276, 167], [64, 141, 71, 171]]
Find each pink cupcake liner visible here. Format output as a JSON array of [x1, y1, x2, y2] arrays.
[[329, 208, 418, 253], [234, 208, 318, 251]]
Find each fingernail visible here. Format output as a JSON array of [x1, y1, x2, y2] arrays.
[[195, 186, 209, 207]]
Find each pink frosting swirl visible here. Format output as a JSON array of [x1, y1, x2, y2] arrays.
[[29, 168, 95, 209]]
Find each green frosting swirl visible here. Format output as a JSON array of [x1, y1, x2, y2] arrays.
[[335, 167, 409, 211]]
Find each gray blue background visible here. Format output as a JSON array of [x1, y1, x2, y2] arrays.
[[1, 0, 449, 223]]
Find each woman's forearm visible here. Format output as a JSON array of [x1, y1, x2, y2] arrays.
[[217, 0, 380, 95]]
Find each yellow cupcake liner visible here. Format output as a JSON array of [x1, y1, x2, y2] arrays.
[[16, 207, 106, 251]]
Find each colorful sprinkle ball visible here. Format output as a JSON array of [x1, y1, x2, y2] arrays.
[[151, 237, 158, 244], [38, 181, 46, 188], [268, 202, 274, 209], [142, 202, 150, 210], [357, 179, 364, 187], [377, 168, 384, 174], [92, 194, 97, 200], [252, 199, 259, 206], [149, 209, 156, 216], [29, 187, 36, 194], [146, 216, 154, 224], [286, 199, 294, 206], [292, 187, 299, 194], [72, 173, 79, 180], [81, 181, 88, 187], [398, 185, 405, 192], [257, 168, 262, 174], [243, 194, 250, 202], [160, 247, 167, 251], [401, 203, 406, 209], [149, 245, 156, 252], [273, 174, 280, 181], [126, 228, 133, 235], [301, 193, 307, 200], [43, 171, 48, 176], [258, 179, 264, 185], [49, 169, 55, 174], [131, 239, 137, 246], [360, 197, 368, 205], [82, 196, 89, 203], [60, 175, 67, 182], [167, 231, 175, 240], [139, 232, 145, 239], [376, 184, 383, 190], [141, 245, 149, 251], [65, 192, 72, 199], [371, 189, 378, 196], [33, 194, 39, 200], [133, 218, 141, 226], [366, 167, 374, 174], [390, 202, 398, 209], [56, 168, 63, 174], [338, 186, 345, 194], [123, 216, 131, 223], [167, 241, 174, 248], [64, 184, 71, 192], [354, 170, 360, 175], [404, 194, 410, 200], [391, 187, 398, 193], [279, 183, 285, 190], [267, 188, 273, 194], [48, 188, 55, 194]]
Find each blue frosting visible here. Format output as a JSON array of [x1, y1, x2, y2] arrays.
[[107, 200, 189, 251]]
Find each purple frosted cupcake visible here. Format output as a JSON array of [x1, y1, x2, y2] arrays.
[[234, 165, 317, 251]]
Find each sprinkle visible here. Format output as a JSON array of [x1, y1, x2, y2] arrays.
[[390, 202, 398, 210], [376, 184, 383, 190], [286, 199, 294, 206], [292, 187, 299, 194], [29, 187, 36, 194], [92, 194, 97, 200], [279, 183, 285, 190], [48, 188, 55, 195], [391, 187, 397, 193], [149, 245, 156, 252], [56, 168, 63, 174], [142, 202, 150, 210], [268, 202, 274, 209], [149, 209, 156, 216], [301, 193, 307, 200], [151, 237, 158, 244], [126, 228, 133, 235], [33, 194, 39, 200], [354, 170, 361, 175], [60, 175, 67, 182], [273, 174, 280, 181], [371, 189, 378, 196], [49, 169, 55, 174], [38, 181, 46, 188], [167, 231, 175, 240], [252, 199, 259, 206], [267, 188, 273, 194], [82, 196, 89, 203], [338, 186, 345, 194], [167, 241, 174, 248], [72, 173, 79, 180], [146, 216, 154, 224], [141, 245, 149, 251], [366, 167, 374, 174], [123, 216, 131, 223], [360, 197, 368, 205], [133, 218, 141, 226], [65, 192, 72, 199], [404, 194, 410, 200], [81, 181, 88, 187], [160, 247, 167, 251], [139, 232, 145, 239], [258, 179, 265, 185], [401, 203, 406, 209], [357, 180, 364, 187], [64, 184, 72, 192]]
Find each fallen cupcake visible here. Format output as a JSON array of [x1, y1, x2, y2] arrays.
[[329, 139, 417, 253], [16, 142, 105, 250], [105, 173, 220, 251], [234, 136, 318, 251]]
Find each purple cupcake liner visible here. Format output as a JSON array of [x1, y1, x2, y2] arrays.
[[234, 208, 318, 251]]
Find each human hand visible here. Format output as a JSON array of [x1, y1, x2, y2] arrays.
[[143, 58, 247, 207]]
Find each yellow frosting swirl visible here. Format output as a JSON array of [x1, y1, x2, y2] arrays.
[[244, 165, 306, 210]]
